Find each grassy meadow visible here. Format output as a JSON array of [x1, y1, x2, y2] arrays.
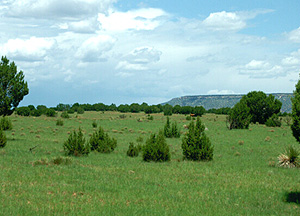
[[0, 111, 300, 215]]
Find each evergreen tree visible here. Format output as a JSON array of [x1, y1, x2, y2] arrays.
[[182, 117, 213, 161], [0, 56, 29, 116], [291, 79, 300, 142]]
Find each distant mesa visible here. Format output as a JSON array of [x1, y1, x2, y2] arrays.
[[162, 93, 293, 113]]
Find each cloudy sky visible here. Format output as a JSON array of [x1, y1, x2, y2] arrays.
[[1, 0, 300, 107]]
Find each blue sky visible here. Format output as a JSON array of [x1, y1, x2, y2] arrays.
[[0, 0, 300, 107]]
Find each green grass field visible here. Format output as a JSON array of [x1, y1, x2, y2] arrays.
[[1, 112, 299, 215]]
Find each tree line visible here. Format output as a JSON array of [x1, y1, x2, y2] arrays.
[[15, 102, 231, 117]]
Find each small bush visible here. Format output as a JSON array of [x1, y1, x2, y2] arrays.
[[56, 119, 64, 126], [31, 109, 42, 117], [227, 101, 251, 129], [136, 136, 144, 143], [278, 145, 300, 168], [33, 156, 72, 166], [52, 156, 72, 165], [0, 130, 7, 148], [67, 109, 75, 114], [143, 130, 170, 162], [77, 107, 85, 114], [89, 126, 117, 153], [92, 121, 97, 128], [63, 128, 90, 156], [164, 117, 172, 138], [171, 121, 181, 138], [61, 111, 70, 119], [164, 117, 181, 138], [186, 115, 192, 121], [16, 106, 31, 116], [265, 114, 281, 127], [45, 108, 56, 117], [147, 115, 154, 120], [127, 142, 139, 157], [119, 114, 126, 119], [0, 117, 12, 131], [182, 116, 214, 161]]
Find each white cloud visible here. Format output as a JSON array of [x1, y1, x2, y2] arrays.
[[116, 46, 162, 72], [124, 46, 162, 64], [57, 18, 99, 33], [203, 11, 246, 31], [75, 35, 116, 62], [97, 8, 168, 31], [1, 37, 55, 61], [288, 27, 300, 43], [207, 89, 235, 95], [282, 56, 300, 66], [4, 0, 116, 19], [245, 60, 270, 69], [240, 60, 285, 78]]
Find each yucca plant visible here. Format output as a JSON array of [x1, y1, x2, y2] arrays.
[[278, 145, 300, 168]]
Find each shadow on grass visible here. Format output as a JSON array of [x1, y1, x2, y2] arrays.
[[284, 191, 300, 205]]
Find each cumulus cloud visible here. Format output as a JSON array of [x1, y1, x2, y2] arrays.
[[116, 46, 162, 72], [98, 8, 168, 31], [203, 11, 246, 31], [287, 27, 300, 43], [57, 18, 99, 33], [124, 46, 162, 64], [240, 60, 285, 78], [1, 36, 55, 61], [75, 35, 116, 62], [3, 0, 116, 19]]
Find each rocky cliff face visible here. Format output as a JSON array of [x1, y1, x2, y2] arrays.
[[163, 93, 293, 113]]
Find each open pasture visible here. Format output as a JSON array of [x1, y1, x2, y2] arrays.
[[0, 112, 299, 215]]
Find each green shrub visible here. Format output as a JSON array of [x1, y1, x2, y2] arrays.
[[52, 156, 72, 165], [136, 136, 144, 143], [0, 117, 12, 131], [16, 106, 31, 116], [63, 128, 90, 156], [0, 130, 7, 148], [61, 111, 70, 119], [182, 116, 214, 161], [45, 108, 56, 117], [143, 130, 170, 162], [164, 117, 172, 138], [164, 117, 180, 138], [127, 142, 139, 157], [186, 115, 192, 121], [171, 121, 181, 138], [265, 114, 281, 127], [92, 121, 97, 128], [119, 114, 126, 119], [31, 109, 42, 117], [89, 126, 117, 153], [291, 79, 300, 142], [77, 107, 84, 114], [227, 101, 251, 129], [147, 115, 154, 120], [67, 109, 75, 114], [56, 119, 64, 126]]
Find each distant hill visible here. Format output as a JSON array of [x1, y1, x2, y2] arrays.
[[163, 93, 293, 113]]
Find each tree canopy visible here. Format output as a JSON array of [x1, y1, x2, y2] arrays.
[[291, 79, 300, 142], [227, 91, 282, 129], [0, 56, 29, 116]]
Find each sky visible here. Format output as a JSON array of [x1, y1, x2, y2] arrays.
[[0, 0, 300, 107]]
